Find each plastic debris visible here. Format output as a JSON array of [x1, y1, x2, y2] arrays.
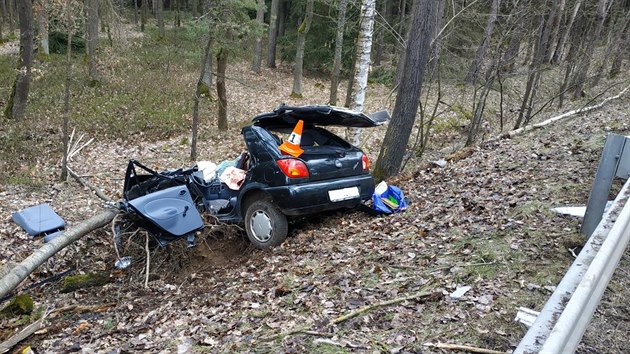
[[514, 307, 540, 327], [449, 286, 471, 299]]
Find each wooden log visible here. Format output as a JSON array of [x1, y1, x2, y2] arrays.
[[0, 209, 117, 299]]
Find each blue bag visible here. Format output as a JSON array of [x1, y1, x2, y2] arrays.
[[372, 184, 408, 214]]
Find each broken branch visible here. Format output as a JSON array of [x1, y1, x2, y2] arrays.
[[424, 342, 506, 354], [0, 309, 49, 353], [67, 167, 115, 203], [0, 209, 118, 299]]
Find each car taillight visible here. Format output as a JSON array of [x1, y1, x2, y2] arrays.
[[362, 154, 370, 171], [277, 159, 309, 178]]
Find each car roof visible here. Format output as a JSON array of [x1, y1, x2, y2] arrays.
[[251, 105, 389, 128]]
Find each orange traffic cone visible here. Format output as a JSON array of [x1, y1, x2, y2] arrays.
[[279, 120, 305, 157]]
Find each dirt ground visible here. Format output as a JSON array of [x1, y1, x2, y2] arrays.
[[1, 67, 630, 352]]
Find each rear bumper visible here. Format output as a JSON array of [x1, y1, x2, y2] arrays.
[[265, 175, 375, 216]]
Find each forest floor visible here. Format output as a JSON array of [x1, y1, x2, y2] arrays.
[[2, 25, 630, 352]]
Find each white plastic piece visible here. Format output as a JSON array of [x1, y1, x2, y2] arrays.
[[449, 286, 471, 299], [514, 307, 540, 328]]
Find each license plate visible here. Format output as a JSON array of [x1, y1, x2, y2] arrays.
[[328, 187, 360, 202]]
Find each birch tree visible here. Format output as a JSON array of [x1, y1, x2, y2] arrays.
[[290, 0, 314, 98], [373, 0, 441, 181], [329, 0, 349, 105], [347, 0, 376, 146]]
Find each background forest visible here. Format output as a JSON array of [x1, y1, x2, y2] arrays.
[[1, 0, 629, 184]]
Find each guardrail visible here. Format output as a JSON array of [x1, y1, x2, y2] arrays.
[[515, 177, 630, 353]]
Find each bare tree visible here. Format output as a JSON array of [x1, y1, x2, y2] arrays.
[[156, 0, 164, 38], [34, 0, 49, 57], [61, 0, 73, 181], [347, 0, 377, 146], [86, 0, 100, 85], [216, 47, 228, 131], [290, 0, 314, 98], [466, 0, 501, 85], [610, 10, 630, 78], [4, 0, 33, 121], [373, 0, 441, 181], [267, 0, 279, 68], [570, 0, 610, 99], [552, 0, 581, 63], [373, 0, 389, 66], [252, 0, 265, 73], [593, 7, 630, 86], [544, 0, 566, 63], [141, 0, 148, 32], [329, 0, 349, 105], [191, 34, 214, 161]]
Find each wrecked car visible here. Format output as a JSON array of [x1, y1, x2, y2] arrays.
[[121, 105, 389, 249]]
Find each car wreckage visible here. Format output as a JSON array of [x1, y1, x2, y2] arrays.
[[120, 105, 390, 249]]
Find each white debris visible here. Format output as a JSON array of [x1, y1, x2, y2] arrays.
[[449, 286, 471, 299], [432, 159, 447, 168], [514, 307, 540, 328]]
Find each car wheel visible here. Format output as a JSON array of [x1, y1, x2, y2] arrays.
[[245, 199, 288, 249]]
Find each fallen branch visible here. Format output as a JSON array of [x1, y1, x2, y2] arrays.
[[0, 309, 49, 353], [263, 290, 439, 341], [50, 302, 116, 317], [67, 167, 114, 203], [0, 209, 118, 299], [423, 342, 506, 354], [493, 85, 630, 141]]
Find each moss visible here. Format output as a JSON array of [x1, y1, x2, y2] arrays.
[[61, 272, 109, 293], [289, 92, 303, 99], [0, 294, 34, 317], [197, 81, 211, 97]]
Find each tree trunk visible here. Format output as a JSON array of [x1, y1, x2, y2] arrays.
[[552, 0, 582, 63], [427, 0, 445, 78], [252, 0, 264, 73], [86, 0, 99, 85], [466, 0, 501, 85], [610, 11, 630, 78], [373, 0, 440, 181], [267, 0, 279, 68], [34, 0, 48, 57], [191, 34, 214, 161], [61, 0, 73, 182], [393, 0, 407, 86], [329, 0, 349, 105], [347, 0, 376, 146], [134, 0, 138, 25], [0, 209, 117, 300], [593, 9, 630, 85], [538, 0, 559, 64], [502, 27, 522, 73], [216, 47, 228, 131], [570, 0, 609, 99], [277, 0, 286, 36], [290, 0, 314, 98], [141, 0, 148, 32], [157, 0, 164, 38], [545, 0, 566, 63], [4, 0, 33, 121], [174, 0, 180, 27], [373, 0, 388, 66], [344, 41, 357, 108]]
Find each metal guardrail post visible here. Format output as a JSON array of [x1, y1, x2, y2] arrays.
[[581, 133, 627, 238]]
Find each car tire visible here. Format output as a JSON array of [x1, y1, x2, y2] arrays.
[[244, 199, 288, 249]]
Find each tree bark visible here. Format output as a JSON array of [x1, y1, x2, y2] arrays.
[[610, 11, 630, 78], [174, 0, 180, 27], [277, 0, 286, 36], [329, 0, 349, 105], [544, 0, 566, 63], [156, 0, 164, 38], [141, 0, 148, 32], [290, 0, 314, 98], [347, 0, 376, 146], [373, 0, 441, 181], [4, 0, 33, 121], [216, 47, 228, 131], [191, 34, 213, 161], [34, 0, 48, 57], [570, 0, 610, 99], [428, 0, 445, 78], [373, 0, 389, 66], [61, 0, 73, 182], [86, 0, 99, 85], [466, 0, 501, 85], [267, 0, 279, 68], [0, 209, 117, 300], [552, 0, 581, 63], [134, 0, 138, 25], [252, 0, 265, 73], [594, 8, 630, 85]]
